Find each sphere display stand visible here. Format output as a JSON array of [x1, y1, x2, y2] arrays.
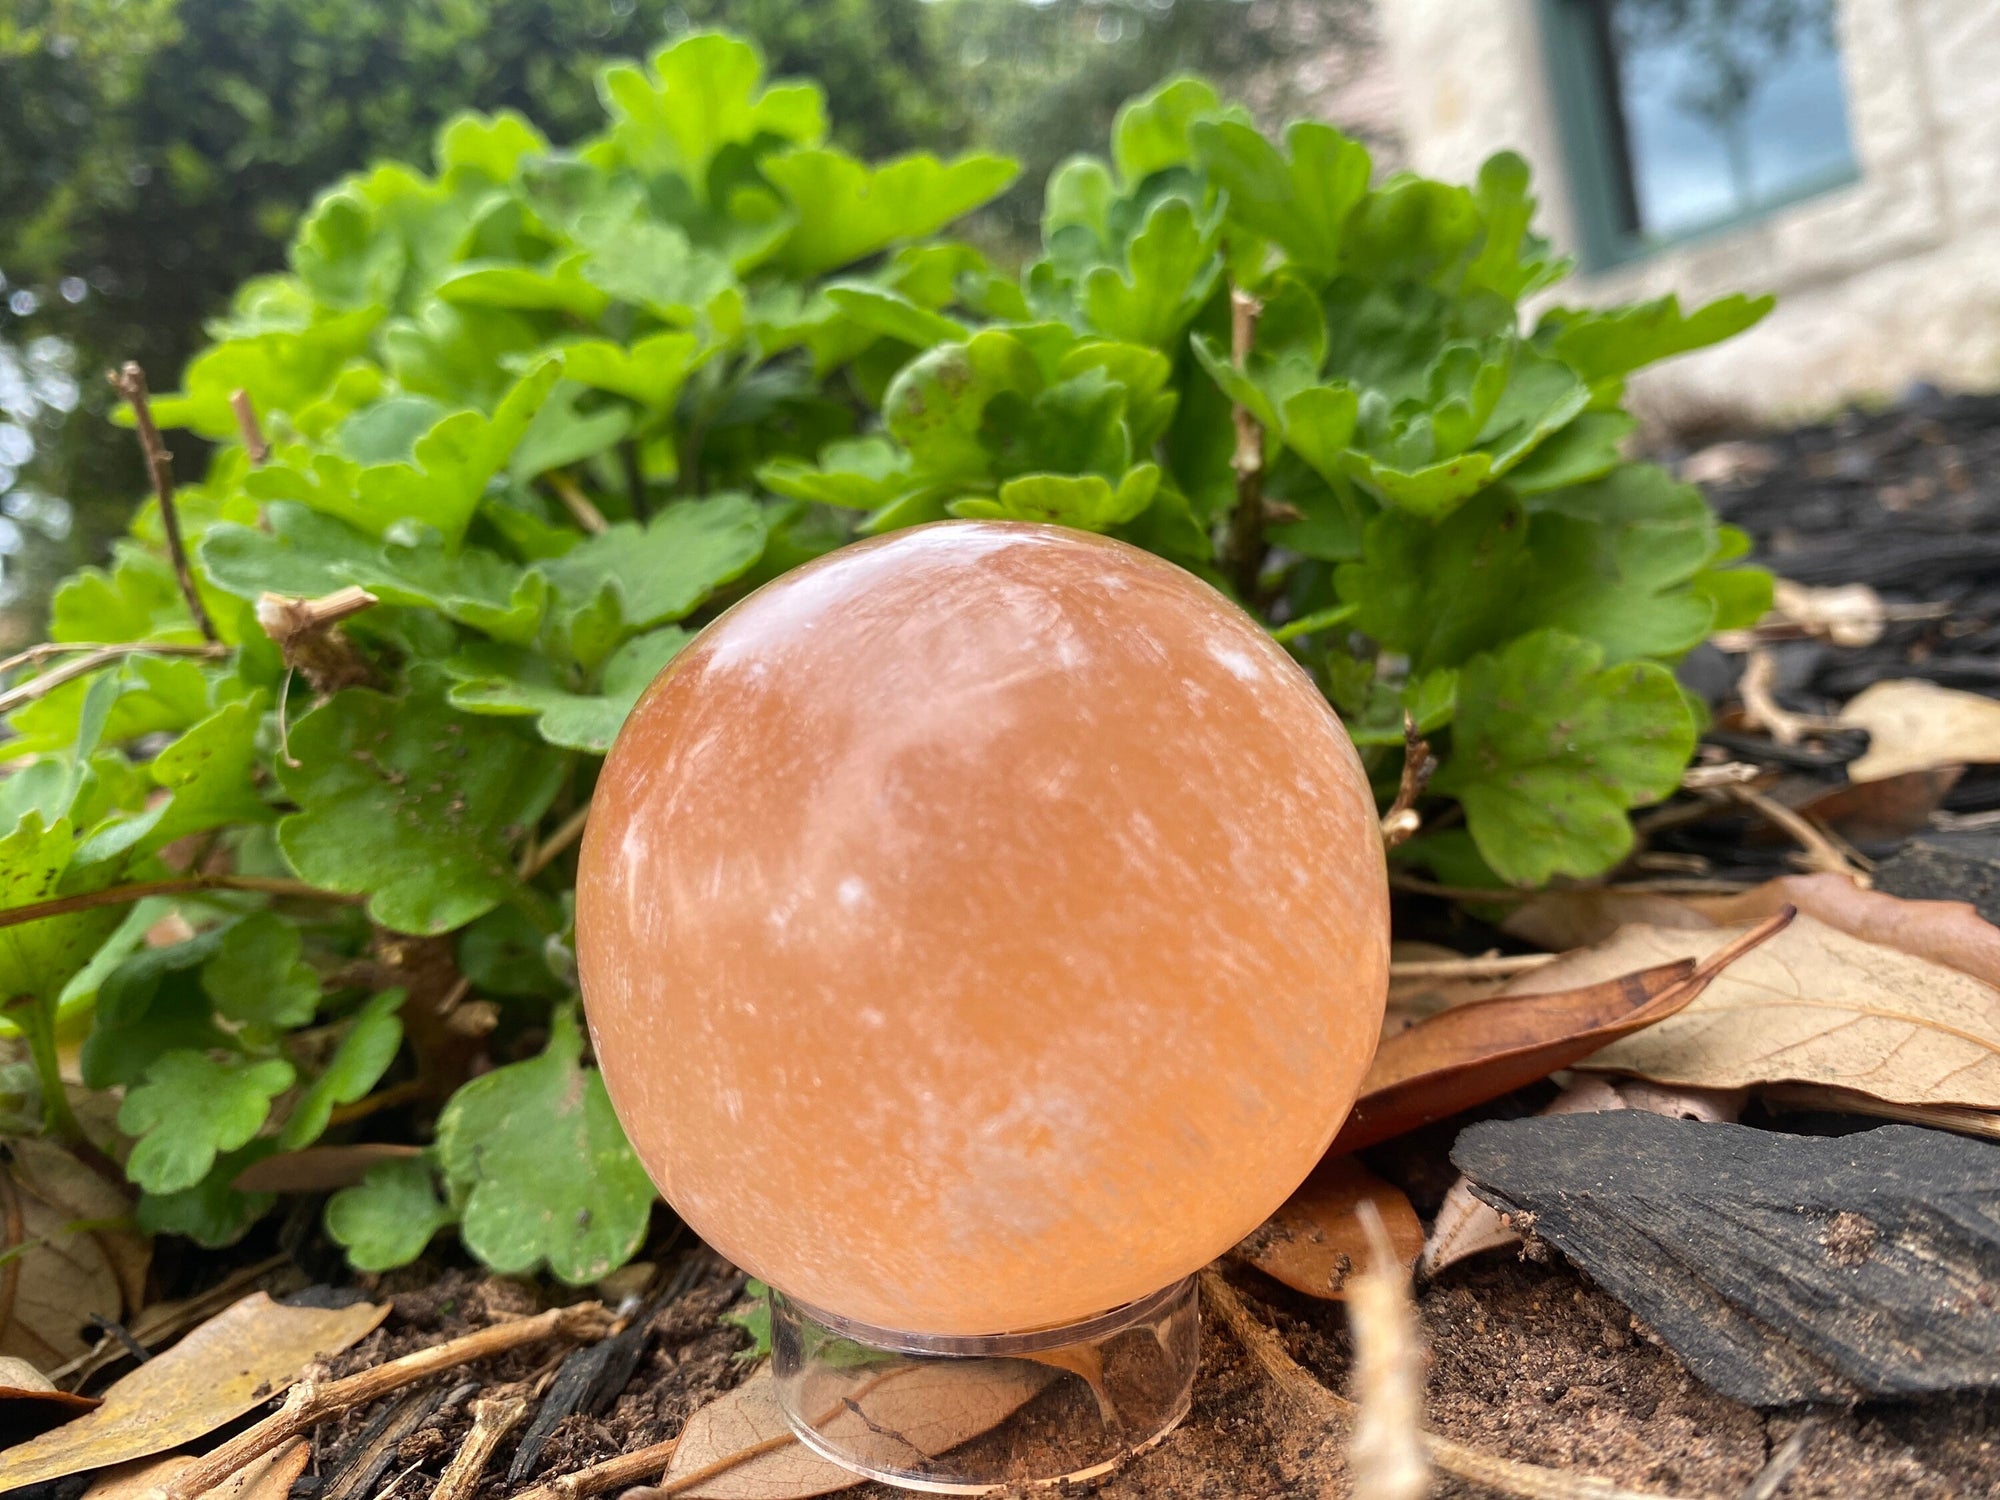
[[770, 1278, 1199, 1494]]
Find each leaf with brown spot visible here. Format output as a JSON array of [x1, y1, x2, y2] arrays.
[[0, 1137, 149, 1368], [0, 1293, 386, 1491], [1237, 1156, 1420, 1300], [1527, 912, 2000, 1109], [1330, 912, 1791, 1153]]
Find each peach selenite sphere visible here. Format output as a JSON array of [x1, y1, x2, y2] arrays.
[[577, 521, 1389, 1336]]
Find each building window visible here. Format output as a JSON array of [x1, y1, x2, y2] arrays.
[[1541, 0, 1860, 269]]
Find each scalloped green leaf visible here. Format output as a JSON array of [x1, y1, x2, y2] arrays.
[[327, 1156, 455, 1271], [119, 1051, 296, 1195]]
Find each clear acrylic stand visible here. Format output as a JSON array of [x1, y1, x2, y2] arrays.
[[769, 1276, 1199, 1494]]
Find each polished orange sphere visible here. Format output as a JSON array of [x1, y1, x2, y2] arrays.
[[577, 521, 1388, 1335]]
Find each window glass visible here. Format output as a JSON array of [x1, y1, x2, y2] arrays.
[[1602, 0, 1856, 241]]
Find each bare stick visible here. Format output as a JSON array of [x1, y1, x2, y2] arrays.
[[0, 641, 231, 715], [1388, 952, 1557, 981], [513, 1438, 688, 1500], [160, 1303, 615, 1500], [1722, 784, 1866, 882], [1222, 287, 1267, 599], [548, 471, 610, 535], [0, 874, 364, 933], [521, 803, 591, 881], [1739, 1416, 1823, 1500], [1199, 1269, 1716, 1500], [426, 1381, 536, 1500], [109, 363, 215, 642], [230, 390, 271, 465], [1379, 713, 1437, 850], [1347, 1203, 1429, 1500]]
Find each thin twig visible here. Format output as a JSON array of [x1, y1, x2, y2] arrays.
[[0, 874, 364, 933], [0, 639, 224, 677], [1722, 784, 1866, 882], [1388, 874, 1759, 903], [1199, 1269, 1714, 1500], [1739, 1416, 1823, 1500], [109, 362, 215, 642], [521, 803, 591, 881], [426, 1379, 538, 1500], [1380, 712, 1438, 850], [1222, 287, 1267, 599], [548, 471, 610, 535], [230, 390, 271, 465], [512, 1438, 687, 1500], [160, 1303, 615, 1500], [1388, 952, 1557, 981], [0, 641, 229, 715]]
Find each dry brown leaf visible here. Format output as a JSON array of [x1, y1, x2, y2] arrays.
[[1690, 871, 2000, 991], [82, 1439, 310, 1500], [1516, 914, 2000, 1108], [1, 1137, 150, 1367], [1330, 914, 1787, 1154], [1500, 889, 1716, 952], [230, 1144, 421, 1194], [1838, 679, 2000, 782], [0, 1292, 386, 1491], [650, 1360, 1051, 1500], [1237, 1156, 1422, 1300], [1787, 767, 1963, 845], [0, 1353, 98, 1409], [1419, 1077, 1745, 1278]]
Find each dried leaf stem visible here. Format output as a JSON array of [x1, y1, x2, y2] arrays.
[[1223, 287, 1267, 599], [0, 874, 365, 933], [511, 1438, 688, 1500], [160, 1303, 615, 1500], [231, 389, 272, 464], [1380, 713, 1438, 850], [1388, 951, 1558, 981], [108, 362, 215, 642], [1199, 1268, 1715, 1500], [1347, 1203, 1429, 1500], [548, 471, 610, 535], [0, 641, 230, 715]]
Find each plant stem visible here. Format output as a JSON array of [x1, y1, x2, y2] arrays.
[[159, 1302, 616, 1500], [1223, 287, 1268, 600], [1379, 714, 1438, 851], [521, 803, 591, 881], [230, 389, 271, 464], [0, 642, 230, 716], [108, 362, 216, 642], [0, 875, 365, 934], [5, 996, 83, 1144], [547, 471, 609, 535]]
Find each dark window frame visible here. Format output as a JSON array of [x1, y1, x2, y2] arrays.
[[1535, 0, 1862, 271]]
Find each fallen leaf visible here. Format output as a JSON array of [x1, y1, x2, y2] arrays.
[[230, 1143, 422, 1194], [1690, 871, 2000, 991], [1330, 913, 1788, 1153], [1237, 1156, 1421, 1299], [1786, 767, 1962, 846], [1454, 1112, 2000, 1404], [1419, 1077, 1744, 1278], [82, 1440, 310, 1500], [0, 1353, 100, 1446], [650, 1359, 1053, 1498], [1499, 888, 1715, 952], [1, 1137, 150, 1367], [1383, 943, 1510, 1035], [1535, 914, 2000, 1108], [0, 1292, 386, 1491], [1838, 679, 2000, 782]]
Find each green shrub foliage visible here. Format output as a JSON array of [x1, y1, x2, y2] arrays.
[[2, 34, 1769, 1277]]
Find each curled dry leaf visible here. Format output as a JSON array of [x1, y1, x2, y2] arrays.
[[1838, 679, 2000, 783], [1237, 1156, 1422, 1300], [1420, 1077, 1745, 1278], [645, 1361, 1051, 1500], [0, 1137, 149, 1368], [1785, 767, 1962, 846], [1330, 912, 1790, 1154], [0, 1292, 386, 1492], [82, 1440, 311, 1500], [1690, 870, 2000, 992], [1536, 913, 2000, 1109]]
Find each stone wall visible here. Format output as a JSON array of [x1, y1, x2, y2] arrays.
[[1376, 0, 2000, 423]]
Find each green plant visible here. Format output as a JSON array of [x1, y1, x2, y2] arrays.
[[0, 33, 1768, 1280]]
